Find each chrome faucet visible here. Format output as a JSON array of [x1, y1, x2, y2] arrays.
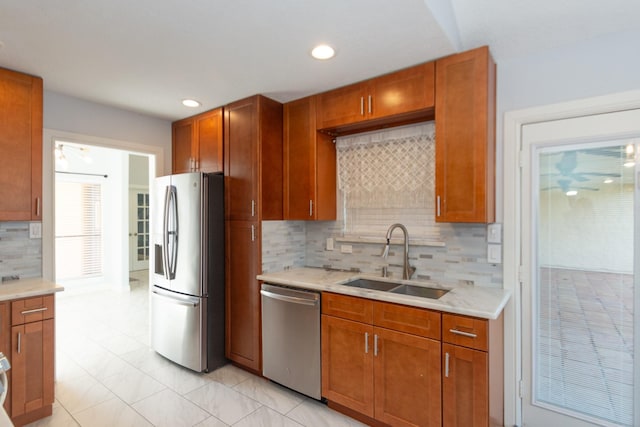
[[380, 223, 416, 280]]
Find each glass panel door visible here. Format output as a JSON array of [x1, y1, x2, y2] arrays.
[[129, 189, 149, 271], [521, 108, 640, 427]]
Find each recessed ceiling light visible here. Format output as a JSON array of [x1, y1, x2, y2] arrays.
[[311, 44, 335, 60], [182, 99, 201, 108], [603, 178, 613, 184], [566, 190, 578, 196]]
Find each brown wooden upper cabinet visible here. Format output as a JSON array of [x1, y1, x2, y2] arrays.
[[316, 62, 435, 134], [283, 96, 336, 220], [435, 46, 496, 223], [172, 107, 223, 174], [0, 67, 43, 221]]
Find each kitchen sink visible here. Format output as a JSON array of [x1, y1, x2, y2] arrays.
[[343, 279, 449, 299], [343, 279, 401, 292], [388, 284, 449, 299]]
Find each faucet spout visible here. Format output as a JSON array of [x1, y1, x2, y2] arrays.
[[383, 223, 415, 280]]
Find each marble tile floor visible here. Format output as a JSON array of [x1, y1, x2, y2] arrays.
[[27, 271, 366, 427], [537, 267, 634, 426]]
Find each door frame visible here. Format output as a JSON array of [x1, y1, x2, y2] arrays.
[[503, 89, 640, 426], [42, 128, 164, 285]]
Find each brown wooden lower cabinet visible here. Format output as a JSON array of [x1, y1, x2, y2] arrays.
[[322, 293, 441, 427], [7, 294, 55, 427], [321, 292, 503, 427]]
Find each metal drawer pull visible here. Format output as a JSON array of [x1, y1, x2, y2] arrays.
[[445, 352, 450, 377], [449, 328, 477, 338], [364, 332, 369, 354], [17, 332, 21, 354], [21, 307, 48, 315]]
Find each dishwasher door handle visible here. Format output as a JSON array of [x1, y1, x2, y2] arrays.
[[260, 289, 319, 306]]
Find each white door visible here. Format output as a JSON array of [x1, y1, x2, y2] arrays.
[[521, 109, 640, 426], [129, 189, 150, 271]]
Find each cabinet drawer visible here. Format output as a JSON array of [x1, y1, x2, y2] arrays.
[[373, 301, 441, 340], [322, 292, 373, 324], [442, 313, 487, 351], [11, 295, 54, 325]]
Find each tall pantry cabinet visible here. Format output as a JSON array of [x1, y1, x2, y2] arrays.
[[224, 95, 283, 373]]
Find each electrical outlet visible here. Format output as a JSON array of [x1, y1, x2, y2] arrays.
[[487, 223, 502, 243], [326, 238, 334, 251], [487, 244, 502, 264], [340, 244, 353, 254]]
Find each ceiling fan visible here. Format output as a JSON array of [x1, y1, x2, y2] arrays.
[[540, 151, 621, 192]]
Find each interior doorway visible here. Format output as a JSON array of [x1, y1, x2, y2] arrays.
[[44, 131, 159, 290]]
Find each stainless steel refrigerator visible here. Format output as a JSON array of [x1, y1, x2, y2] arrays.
[[150, 172, 225, 372]]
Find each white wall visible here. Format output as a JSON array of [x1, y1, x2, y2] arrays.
[[496, 29, 640, 219], [44, 91, 172, 175]]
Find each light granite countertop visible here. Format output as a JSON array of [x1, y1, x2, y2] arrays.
[[257, 267, 510, 320], [0, 277, 64, 302]]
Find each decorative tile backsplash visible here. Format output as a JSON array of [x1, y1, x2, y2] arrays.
[[0, 222, 42, 281], [262, 220, 503, 288]]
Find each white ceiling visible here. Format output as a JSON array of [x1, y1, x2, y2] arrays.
[[1, 0, 638, 120]]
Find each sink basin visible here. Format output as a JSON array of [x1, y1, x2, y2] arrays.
[[343, 279, 400, 292], [388, 284, 449, 299]]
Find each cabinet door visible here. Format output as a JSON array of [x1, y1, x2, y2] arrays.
[[11, 319, 54, 418], [316, 82, 367, 129], [284, 96, 336, 220], [0, 68, 43, 221], [374, 327, 441, 427], [442, 343, 488, 427], [225, 220, 261, 372], [370, 62, 435, 119], [435, 46, 496, 223], [196, 108, 223, 173], [225, 98, 257, 220], [172, 118, 194, 174], [321, 315, 374, 417]]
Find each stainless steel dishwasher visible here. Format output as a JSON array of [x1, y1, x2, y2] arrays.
[[260, 283, 321, 400]]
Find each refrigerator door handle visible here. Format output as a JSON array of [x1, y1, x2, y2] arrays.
[[152, 288, 200, 307], [163, 185, 178, 280]]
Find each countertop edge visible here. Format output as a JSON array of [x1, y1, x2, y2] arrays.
[[0, 278, 65, 302], [258, 268, 511, 320]]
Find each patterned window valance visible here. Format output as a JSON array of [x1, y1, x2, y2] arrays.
[[337, 122, 439, 239]]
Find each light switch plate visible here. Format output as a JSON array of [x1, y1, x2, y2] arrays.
[[340, 244, 353, 254], [487, 223, 502, 243], [326, 238, 334, 251], [487, 244, 502, 264], [29, 222, 42, 239]]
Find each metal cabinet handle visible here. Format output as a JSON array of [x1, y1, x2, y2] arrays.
[[17, 332, 21, 354], [35, 197, 41, 217], [445, 352, 450, 377], [251, 200, 256, 217], [374, 334, 378, 356], [309, 200, 313, 217], [437, 196, 441, 217], [368, 95, 372, 114], [449, 329, 478, 338], [21, 307, 48, 315], [364, 332, 369, 354], [360, 97, 364, 116], [251, 225, 255, 242]]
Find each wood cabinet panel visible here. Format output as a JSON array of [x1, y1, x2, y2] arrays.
[[11, 319, 54, 420], [225, 220, 261, 373], [11, 295, 54, 326], [283, 96, 337, 220], [442, 343, 488, 427], [172, 108, 223, 174], [321, 315, 374, 417], [435, 46, 496, 223], [316, 62, 435, 134], [322, 292, 373, 324], [369, 62, 435, 120], [0, 67, 43, 221], [373, 300, 440, 340], [442, 313, 488, 351], [374, 327, 441, 427]]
